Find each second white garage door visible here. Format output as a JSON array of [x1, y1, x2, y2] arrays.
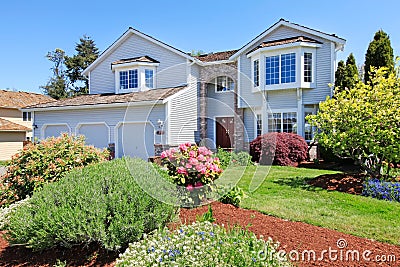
[[77, 123, 109, 149], [116, 122, 154, 159]]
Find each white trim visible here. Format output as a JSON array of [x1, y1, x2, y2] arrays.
[[23, 100, 162, 112], [237, 56, 241, 108], [230, 20, 345, 60], [246, 42, 321, 58], [111, 62, 159, 70], [41, 123, 71, 139], [330, 42, 336, 97], [75, 122, 111, 144], [82, 28, 199, 76], [253, 108, 262, 138], [202, 60, 235, 66], [114, 121, 155, 159], [165, 102, 171, 145]]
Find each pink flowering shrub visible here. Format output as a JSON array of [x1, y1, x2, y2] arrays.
[[161, 143, 223, 190], [0, 133, 109, 206]]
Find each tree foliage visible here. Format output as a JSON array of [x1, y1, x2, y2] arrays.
[[65, 35, 99, 95], [40, 49, 69, 100], [364, 30, 394, 83], [335, 53, 359, 94], [308, 68, 400, 176]]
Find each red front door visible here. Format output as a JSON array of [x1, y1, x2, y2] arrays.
[[216, 117, 234, 148]]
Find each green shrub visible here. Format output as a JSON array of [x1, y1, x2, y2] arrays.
[[215, 149, 253, 169], [218, 185, 245, 207], [196, 205, 216, 223], [0, 133, 109, 206], [116, 221, 291, 266], [5, 158, 177, 251]]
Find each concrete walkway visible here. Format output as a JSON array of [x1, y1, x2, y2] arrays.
[[0, 166, 6, 176]]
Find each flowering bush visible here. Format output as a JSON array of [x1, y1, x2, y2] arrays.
[[362, 179, 400, 202], [161, 143, 223, 188], [250, 133, 308, 166], [0, 133, 109, 206], [116, 221, 291, 266]]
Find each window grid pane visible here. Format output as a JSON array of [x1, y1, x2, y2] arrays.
[[129, 69, 138, 88], [268, 113, 281, 132], [282, 112, 297, 133], [120, 71, 128, 89], [281, 53, 296, 83], [254, 60, 259, 86], [216, 76, 234, 91], [256, 114, 262, 136], [145, 69, 154, 88], [266, 56, 279, 85], [304, 53, 312, 82], [304, 112, 313, 140]]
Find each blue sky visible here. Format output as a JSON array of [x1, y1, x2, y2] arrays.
[[1, 0, 399, 94]]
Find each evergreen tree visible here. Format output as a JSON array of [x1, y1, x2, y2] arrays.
[[364, 30, 394, 83], [41, 49, 70, 99], [334, 60, 346, 93], [65, 35, 99, 95], [344, 53, 358, 89]]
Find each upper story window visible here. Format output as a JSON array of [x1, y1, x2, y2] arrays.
[[145, 69, 154, 88], [111, 56, 159, 94], [281, 53, 296, 83], [23, 111, 32, 122], [266, 55, 280, 85], [253, 60, 260, 87], [304, 52, 312, 82], [266, 53, 296, 85], [214, 76, 234, 92]]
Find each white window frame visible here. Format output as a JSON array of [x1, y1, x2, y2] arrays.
[[253, 58, 260, 88], [213, 76, 235, 93], [112, 62, 158, 94], [267, 110, 298, 133], [254, 112, 262, 138], [23, 111, 32, 122]]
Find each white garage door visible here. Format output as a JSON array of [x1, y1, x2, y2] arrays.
[[43, 124, 70, 139], [117, 122, 154, 159], [77, 123, 109, 149]]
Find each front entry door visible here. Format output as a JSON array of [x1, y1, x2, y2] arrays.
[[216, 117, 234, 148]]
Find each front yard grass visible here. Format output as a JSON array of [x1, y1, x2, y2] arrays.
[[220, 165, 400, 245]]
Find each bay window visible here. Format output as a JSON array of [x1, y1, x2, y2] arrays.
[[253, 59, 260, 87], [280, 53, 296, 83], [265, 55, 280, 85], [304, 52, 312, 82], [145, 69, 154, 88]]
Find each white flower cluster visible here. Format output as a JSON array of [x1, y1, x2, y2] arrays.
[[116, 221, 292, 267], [0, 197, 30, 229]]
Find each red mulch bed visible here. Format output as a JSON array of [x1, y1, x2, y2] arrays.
[[307, 173, 365, 195]]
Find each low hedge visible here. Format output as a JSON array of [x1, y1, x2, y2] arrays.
[[5, 158, 177, 251]]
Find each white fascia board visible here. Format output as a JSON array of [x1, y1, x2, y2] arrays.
[[230, 20, 346, 60], [111, 62, 160, 70], [22, 100, 163, 112], [83, 28, 201, 76], [201, 59, 235, 66], [247, 42, 322, 58]]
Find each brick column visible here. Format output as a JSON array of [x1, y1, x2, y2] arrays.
[[200, 81, 207, 140], [234, 83, 245, 151]]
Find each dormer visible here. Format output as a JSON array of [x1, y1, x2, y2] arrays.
[[111, 56, 159, 94]]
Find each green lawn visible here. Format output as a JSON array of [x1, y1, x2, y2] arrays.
[[0, 161, 8, 166], [217, 165, 400, 245]]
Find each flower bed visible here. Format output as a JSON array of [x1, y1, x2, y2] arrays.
[[116, 221, 291, 266], [362, 179, 400, 202]]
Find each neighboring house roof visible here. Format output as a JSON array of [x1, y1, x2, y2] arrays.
[[25, 85, 187, 110], [111, 55, 160, 65], [0, 118, 30, 132], [195, 50, 239, 62], [0, 90, 54, 109], [230, 18, 346, 60], [247, 36, 322, 54], [82, 28, 200, 76]]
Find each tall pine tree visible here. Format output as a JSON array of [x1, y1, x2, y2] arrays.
[[364, 30, 394, 83], [335, 60, 346, 92], [65, 35, 99, 95], [335, 54, 359, 94], [41, 49, 70, 99]]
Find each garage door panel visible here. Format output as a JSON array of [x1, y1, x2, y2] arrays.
[[78, 124, 109, 149], [118, 123, 154, 159], [43, 125, 70, 139]]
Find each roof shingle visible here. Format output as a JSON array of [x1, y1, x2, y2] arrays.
[[0, 90, 54, 109], [248, 36, 322, 54], [195, 50, 238, 62], [26, 85, 187, 109], [111, 55, 160, 65], [0, 118, 30, 132]]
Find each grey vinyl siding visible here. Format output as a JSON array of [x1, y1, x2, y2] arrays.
[[90, 33, 188, 94], [238, 25, 334, 108], [266, 89, 297, 110], [243, 108, 256, 142], [33, 105, 166, 147], [168, 86, 198, 145]]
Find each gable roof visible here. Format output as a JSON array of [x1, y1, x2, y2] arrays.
[[25, 85, 187, 110], [82, 28, 200, 76], [111, 55, 160, 66], [247, 36, 322, 54], [0, 118, 30, 132], [195, 50, 238, 62], [230, 18, 346, 60], [0, 90, 54, 109]]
